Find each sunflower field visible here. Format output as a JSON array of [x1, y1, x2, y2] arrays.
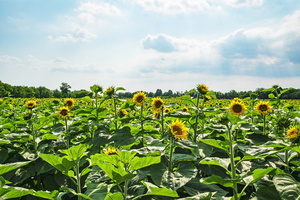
[[0, 84, 300, 200]]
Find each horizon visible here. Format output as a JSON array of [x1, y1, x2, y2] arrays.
[[1, 0, 300, 93]]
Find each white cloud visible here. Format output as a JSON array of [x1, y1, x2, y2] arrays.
[[0, 55, 21, 63], [48, 23, 97, 42], [223, 0, 263, 8], [76, 1, 123, 16], [48, 1, 123, 43], [137, 10, 300, 77], [133, 0, 211, 14]]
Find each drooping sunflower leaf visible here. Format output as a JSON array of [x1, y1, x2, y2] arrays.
[[273, 173, 300, 200]]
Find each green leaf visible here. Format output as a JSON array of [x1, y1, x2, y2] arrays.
[[109, 127, 136, 146], [60, 144, 87, 161], [118, 150, 137, 164], [138, 181, 179, 198], [0, 161, 32, 176], [201, 175, 240, 188], [227, 114, 242, 124], [60, 187, 91, 200], [2, 123, 13, 129], [129, 156, 161, 171], [80, 96, 92, 103], [237, 144, 279, 160], [34, 190, 60, 200], [243, 168, 274, 186], [177, 192, 214, 200], [1, 187, 34, 199], [41, 134, 58, 141], [199, 139, 231, 152], [250, 186, 281, 200], [178, 95, 192, 101], [116, 87, 126, 91], [172, 154, 197, 162], [39, 154, 75, 174], [0, 139, 10, 146], [206, 91, 217, 99], [97, 162, 134, 184], [131, 146, 165, 155], [90, 84, 103, 94], [200, 157, 231, 172], [268, 93, 275, 99], [85, 183, 108, 200], [262, 88, 275, 92], [91, 154, 120, 167], [150, 162, 197, 191], [104, 192, 123, 200], [273, 173, 300, 200], [174, 140, 199, 157]]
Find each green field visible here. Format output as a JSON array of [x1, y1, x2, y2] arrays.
[[0, 85, 300, 200]]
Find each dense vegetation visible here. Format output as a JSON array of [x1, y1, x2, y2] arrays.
[[1, 80, 300, 99], [0, 84, 300, 199]]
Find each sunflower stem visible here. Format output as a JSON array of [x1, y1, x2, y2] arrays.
[[65, 118, 69, 148], [263, 114, 266, 135], [284, 149, 289, 173], [140, 104, 144, 145], [113, 98, 118, 131], [168, 136, 174, 172], [75, 162, 82, 200], [227, 124, 238, 200], [161, 106, 164, 138], [193, 93, 200, 142]]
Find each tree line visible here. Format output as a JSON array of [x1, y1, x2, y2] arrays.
[[0, 80, 300, 99]]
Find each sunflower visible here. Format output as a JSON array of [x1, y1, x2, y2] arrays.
[[229, 101, 246, 116], [120, 109, 128, 117], [170, 119, 188, 140], [152, 97, 164, 111], [164, 108, 170, 113], [65, 98, 75, 108], [182, 107, 188, 112], [104, 147, 119, 155], [287, 127, 299, 140], [205, 95, 212, 100], [133, 92, 146, 106], [58, 107, 70, 119], [25, 100, 36, 109], [256, 101, 272, 115], [106, 87, 115, 96], [153, 112, 160, 119], [233, 98, 242, 103], [197, 84, 208, 94]]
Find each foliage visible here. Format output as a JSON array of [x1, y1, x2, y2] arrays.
[[0, 84, 300, 200]]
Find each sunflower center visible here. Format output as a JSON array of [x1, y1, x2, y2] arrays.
[[155, 101, 163, 108], [28, 103, 34, 108], [259, 105, 267, 111], [107, 151, 118, 155], [233, 104, 242, 113], [137, 96, 144, 103], [173, 125, 182, 135], [61, 109, 68, 116], [66, 101, 73, 107]]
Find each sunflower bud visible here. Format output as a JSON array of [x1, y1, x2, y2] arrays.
[[197, 84, 208, 94], [106, 87, 115, 96]]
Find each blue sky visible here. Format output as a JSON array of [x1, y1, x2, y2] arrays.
[[0, 0, 300, 93]]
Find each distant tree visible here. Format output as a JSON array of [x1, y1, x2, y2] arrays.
[[60, 82, 71, 97], [52, 89, 62, 98], [24, 87, 35, 98], [154, 89, 162, 97], [37, 86, 52, 98], [74, 89, 91, 98], [148, 92, 154, 97]]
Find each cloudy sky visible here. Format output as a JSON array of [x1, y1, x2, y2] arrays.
[[0, 0, 300, 93]]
